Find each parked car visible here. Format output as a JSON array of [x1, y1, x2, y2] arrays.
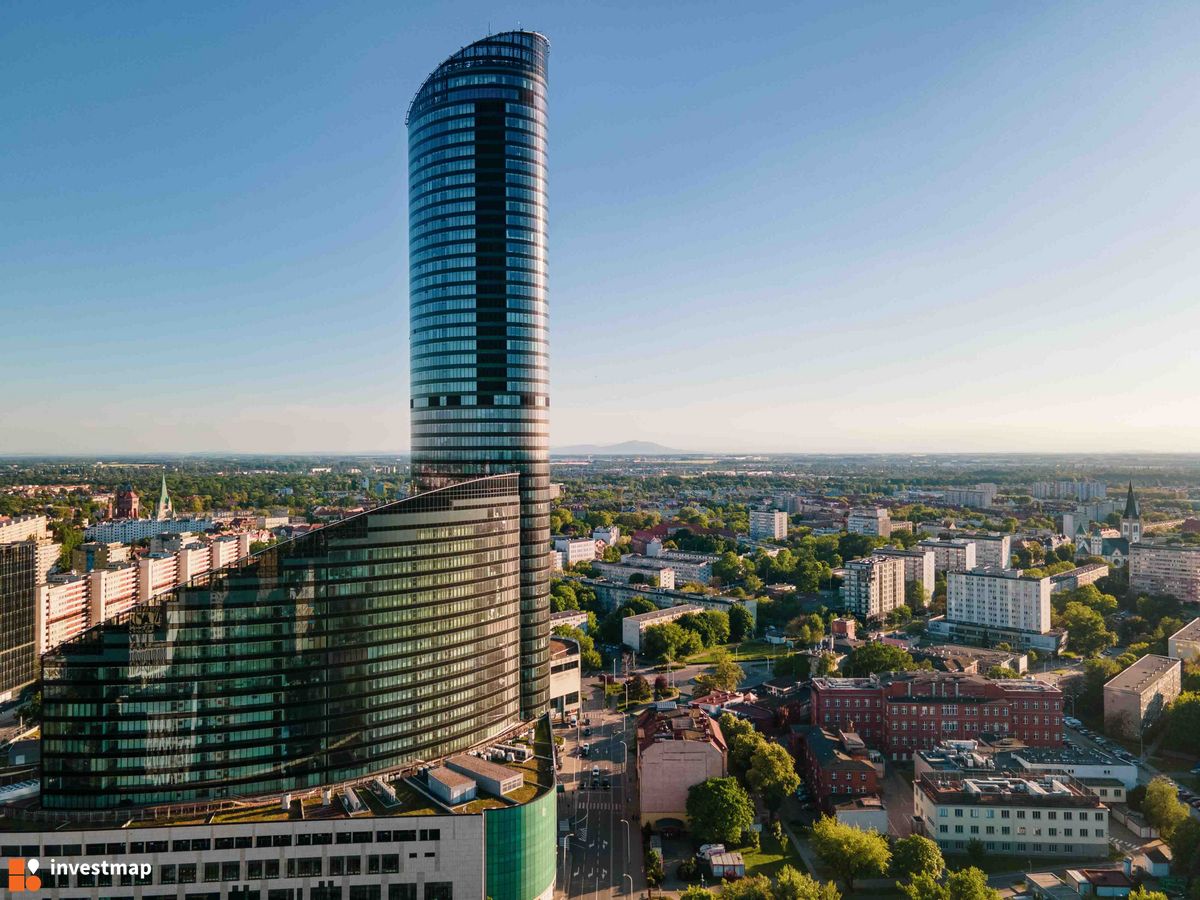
[[592, 766, 600, 778]]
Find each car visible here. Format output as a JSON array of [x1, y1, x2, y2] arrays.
[[583, 717, 591, 726], [602, 778, 611, 790], [592, 766, 600, 778], [581, 743, 590, 757], [583, 727, 592, 737]]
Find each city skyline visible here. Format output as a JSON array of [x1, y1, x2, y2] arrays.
[[4, 1, 1200, 455]]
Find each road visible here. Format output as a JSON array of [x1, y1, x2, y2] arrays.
[[558, 679, 643, 898]]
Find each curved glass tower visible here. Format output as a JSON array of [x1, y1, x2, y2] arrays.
[[40, 475, 522, 809], [407, 31, 551, 719]]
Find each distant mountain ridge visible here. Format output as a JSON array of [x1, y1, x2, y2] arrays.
[[551, 440, 686, 456]]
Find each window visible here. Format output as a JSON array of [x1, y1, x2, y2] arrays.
[[425, 885, 453, 900]]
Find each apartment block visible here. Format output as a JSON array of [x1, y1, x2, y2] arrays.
[[1103, 654, 1181, 739], [842, 556, 906, 621], [947, 567, 1052, 636], [847, 507, 892, 537], [593, 560, 675, 589], [553, 536, 597, 567], [0, 514, 51, 543], [1167, 618, 1200, 662], [749, 509, 788, 540], [1130, 542, 1200, 603], [636, 707, 727, 828], [919, 538, 977, 573], [621, 603, 705, 651], [914, 774, 1109, 859], [943, 484, 997, 509], [872, 547, 936, 606], [943, 532, 1012, 569]]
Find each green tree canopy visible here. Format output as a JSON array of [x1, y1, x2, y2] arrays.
[[729, 603, 754, 641], [810, 815, 890, 891], [685, 777, 755, 844], [845, 642, 918, 676], [1058, 602, 1116, 656], [1143, 776, 1190, 838], [775, 867, 842, 900], [890, 834, 945, 882], [1166, 692, 1200, 751], [695, 648, 745, 694], [746, 740, 801, 811]]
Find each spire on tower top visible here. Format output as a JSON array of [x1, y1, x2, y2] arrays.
[[1123, 482, 1140, 519], [156, 470, 174, 521]]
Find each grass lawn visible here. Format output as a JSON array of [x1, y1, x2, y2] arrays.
[[741, 829, 807, 879], [689, 640, 789, 665]]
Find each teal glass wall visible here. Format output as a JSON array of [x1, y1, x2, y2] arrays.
[[40, 475, 523, 809], [407, 31, 552, 721], [484, 781, 557, 900]]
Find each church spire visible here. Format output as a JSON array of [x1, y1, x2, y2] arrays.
[[1123, 481, 1140, 519], [156, 470, 173, 521]]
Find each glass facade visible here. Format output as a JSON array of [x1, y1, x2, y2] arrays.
[[0, 542, 38, 702], [408, 31, 552, 720], [40, 475, 523, 809], [484, 778, 557, 900]]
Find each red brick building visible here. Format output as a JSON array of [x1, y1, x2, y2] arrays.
[[811, 672, 1063, 760], [791, 725, 880, 812]]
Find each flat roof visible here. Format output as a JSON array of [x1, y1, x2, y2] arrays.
[[1104, 654, 1180, 693], [1013, 747, 1127, 767], [427, 766, 475, 790], [624, 603, 703, 624], [447, 754, 524, 786], [1169, 617, 1200, 645]]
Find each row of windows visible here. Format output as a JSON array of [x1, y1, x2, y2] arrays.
[[411, 200, 474, 227]]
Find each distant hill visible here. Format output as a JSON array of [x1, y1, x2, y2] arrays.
[[551, 440, 686, 456]]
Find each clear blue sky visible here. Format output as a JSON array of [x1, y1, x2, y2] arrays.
[[3, 1, 1199, 454]]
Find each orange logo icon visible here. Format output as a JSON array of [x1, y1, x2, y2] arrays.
[[6, 859, 41, 893]]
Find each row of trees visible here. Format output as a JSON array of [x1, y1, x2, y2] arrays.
[[680, 868, 839, 900]]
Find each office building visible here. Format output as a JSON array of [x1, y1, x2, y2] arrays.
[[943, 485, 996, 509], [947, 567, 1051, 636], [0, 542, 40, 703], [914, 774, 1109, 859], [408, 30, 552, 721], [872, 547, 936, 606], [847, 507, 891, 537], [1007, 747, 1138, 791], [1103, 654, 1181, 739], [919, 538, 977, 573], [749, 509, 788, 540], [811, 672, 1063, 760], [1130, 541, 1200, 603], [636, 707, 727, 828], [842, 556, 905, 621], [40, 475, 525, 809], [1168, 618, 1200, 662]]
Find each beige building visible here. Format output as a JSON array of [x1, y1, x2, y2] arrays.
[[1103, 654, 1181, 739], [872, 547, 936, 606], [946, 567, 1051, 635], [621, 603, 704, 652], [0, 514, 51, 543], [1130, 542, 1200, 603], [549, 636, 581, 719], [749, 509, 788, 540], [914, 773, 1109, 858], [842, 556, 905, 621], [919, 538, 977, 573], [636, 707, 727, 828], [847, 507, 892, 537], [1168, 618, 1200, 662]]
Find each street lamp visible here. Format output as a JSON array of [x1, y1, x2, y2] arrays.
[[620, 818, 630, 863], [558, 832, 574, 896], [623, 874, 633, 895]]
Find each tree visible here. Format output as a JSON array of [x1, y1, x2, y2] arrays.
[[1167, 692, 1200, 751], [1058, 602, 1116, 656], [1143, 776, 1190, 838], [718, 875, 774, 900], [644, 847, 663, 888], [653, 674, 670, 699], [890, 834, 944, 881], [695, 648, 745, 694], [810, 815, 890, 892], [945, 867, 1001, 900], [964, 838, 986, 868], [729, 729, 768, 781], [986, 666, 1019, 679], [845, 642, 917, 676], [1167, 815, 1200, 873], [680, 888, 715, 900], [813, 652, 837, 677], [746, 740, 801, 811], [900, 872, 948, 900], [729, 603, 754, 641], [775, 867, 841, 900], [551, 625, 602, 670], [1129, 889, 1169, 900], [685, 777, 754, 844], [626, 674, 652, 703]]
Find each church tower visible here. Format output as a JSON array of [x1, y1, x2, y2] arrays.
[[1120, 482, 1141, 544], [155, 471, 174, 521]]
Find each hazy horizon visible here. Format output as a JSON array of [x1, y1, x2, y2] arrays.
[[4, 1, 1199, 455]]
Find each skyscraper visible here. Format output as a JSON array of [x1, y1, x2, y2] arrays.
[[0, 542, 39, 703], [407, 31, 551, 719]]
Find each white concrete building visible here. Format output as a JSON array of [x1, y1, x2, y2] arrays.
[[946, 533, 1012, 569], [749, 509, 788, 540], [552, 536, 597, 566], [943, 485, 997, 509], [1130, 542, 1200, 603], [872, 547, 936, 606], [919, 538, 978, 573], [914, 773, 1109, 859], [1168, 618, 1200, 662], [592, 524, 621, 546], [842, 556, 906, 621], [847, 508, 891, 537], [946, 567, 1051, 635]]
